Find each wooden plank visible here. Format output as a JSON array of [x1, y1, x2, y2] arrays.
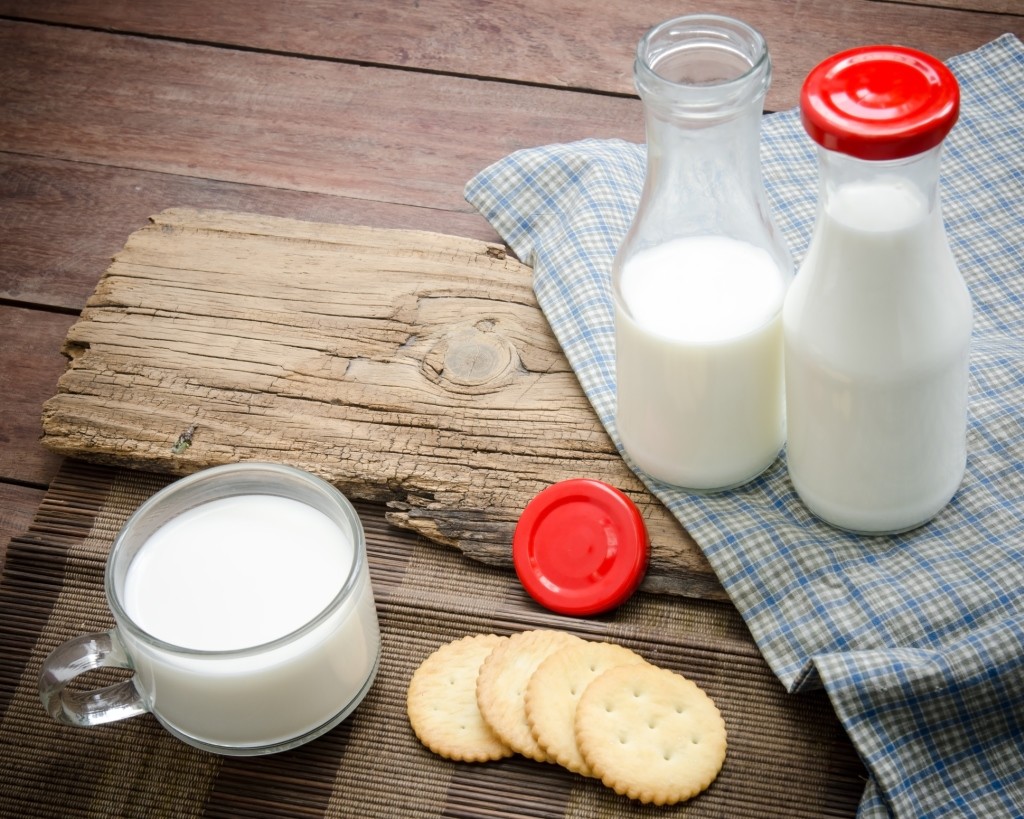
[[0, 21, 643, 214], [39, 209, 721, 600], [0, 155, 500, 311], [0, 483, 45, 570], [870, 0, 1021, 15], [0, 0, 1018, 110], [0, 306, 73, 487]]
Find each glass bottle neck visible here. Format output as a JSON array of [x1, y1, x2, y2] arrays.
[[636, 13, 769, 161], [817, 144, 944, 219], [634, 14, 771, 122], [629, 15, 776, 247], [643, 92, 765, 181]]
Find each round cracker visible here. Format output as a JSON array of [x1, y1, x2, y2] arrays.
[[476, 629, 583, 762], [525, 640, 647, 776], [575, 663, 727, 805], [407, 634, 514, 762]]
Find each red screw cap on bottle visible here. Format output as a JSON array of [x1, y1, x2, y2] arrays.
[[800, 45, 959, 161], [513, 479, 649, 616]]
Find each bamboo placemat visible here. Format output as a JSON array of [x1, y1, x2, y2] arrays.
[[0, 460, 866, 817]]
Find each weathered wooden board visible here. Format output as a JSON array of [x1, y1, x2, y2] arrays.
[[40, 208, 720, 600]]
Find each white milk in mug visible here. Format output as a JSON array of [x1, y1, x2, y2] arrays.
[[615, 235, 789, 490], [122, 494, 379, 748], [39, 463, 381, 755]]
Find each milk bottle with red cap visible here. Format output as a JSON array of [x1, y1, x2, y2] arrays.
[[784, 46, 972, 534]]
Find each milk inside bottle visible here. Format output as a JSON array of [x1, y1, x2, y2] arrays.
[[613, 14, 792, 492], [616, 236, 787, 490]]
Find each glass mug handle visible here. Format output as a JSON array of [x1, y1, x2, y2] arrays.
[[39, 629, 147, 726]]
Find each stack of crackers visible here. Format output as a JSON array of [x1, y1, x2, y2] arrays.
[[407, 629, 727, 806]]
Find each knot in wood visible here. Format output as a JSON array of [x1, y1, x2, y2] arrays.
[[422, 323, 518, 394]]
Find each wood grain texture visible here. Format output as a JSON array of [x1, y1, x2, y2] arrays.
[[40, 209, 719, 599], [870, 0, 1021, 15], [0, 155, 499, 311], [1, 0, 1019, 111], [0, 306, 74, 486], [0, 21, 642, 214]]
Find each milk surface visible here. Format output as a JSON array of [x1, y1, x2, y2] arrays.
[[126, 495, 351, 650], [120, 493, 380, 749], [615, 235, 788, 490], [783, 179, 972, 532]]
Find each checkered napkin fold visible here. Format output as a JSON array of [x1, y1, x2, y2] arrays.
[[465, 34, 1024, 819]]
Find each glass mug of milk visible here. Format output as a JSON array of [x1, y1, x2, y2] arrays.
[[38, 462, 381, 755]]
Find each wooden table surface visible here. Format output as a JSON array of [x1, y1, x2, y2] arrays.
[[1, 2, 1022, 574], [0, 3, 1021, 815]]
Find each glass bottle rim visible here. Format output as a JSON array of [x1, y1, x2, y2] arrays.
[[634, 14, 771, 117]]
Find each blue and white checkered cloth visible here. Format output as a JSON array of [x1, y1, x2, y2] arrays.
[[466, 34, 1024, 819]]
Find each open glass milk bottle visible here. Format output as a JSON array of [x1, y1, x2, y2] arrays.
[[613, 15, 793, 492], [783, 46, 972, 534]]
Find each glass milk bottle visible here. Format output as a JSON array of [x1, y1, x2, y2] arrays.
[[784, 46, 972, 534], [613, 15, 793, 492]]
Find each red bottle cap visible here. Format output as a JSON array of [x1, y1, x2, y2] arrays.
[[513, 479, 649, 616], [800, 45, 959, 161]]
